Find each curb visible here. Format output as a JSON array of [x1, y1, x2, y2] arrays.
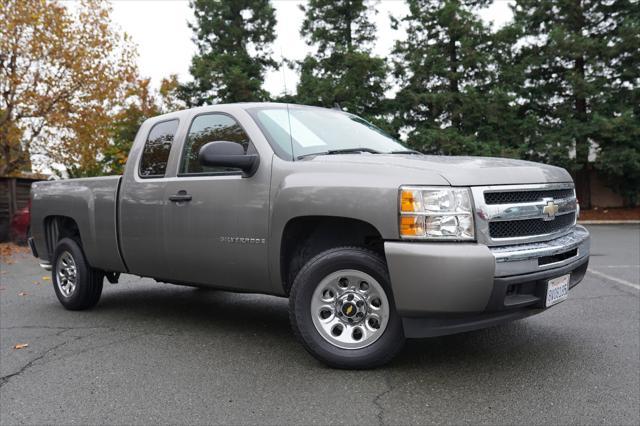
[[578, 220, 640, 224]]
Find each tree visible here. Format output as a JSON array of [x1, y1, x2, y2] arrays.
[[181, 0, 277, 106], [102, 76, 185, 175], [391, 0, 508, 156], [503, 0, 640, 207], [592, 1, 639, 206], [295, 0, 390, 124], [0, 0, 137, 177], [102, 79, 160, 176]]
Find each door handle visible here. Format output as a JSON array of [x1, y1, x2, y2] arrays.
[[169, 191, 192, 202]]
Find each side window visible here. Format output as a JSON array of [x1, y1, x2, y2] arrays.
[[180, 113, 251, 175], [139, 120, 179, 178]]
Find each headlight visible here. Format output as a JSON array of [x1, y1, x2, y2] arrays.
[[399, 186, 475, 240]]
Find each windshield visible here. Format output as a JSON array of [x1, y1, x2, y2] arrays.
[[247, 105, 407, 160]]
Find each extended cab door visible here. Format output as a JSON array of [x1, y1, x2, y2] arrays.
[[119, 117, 183, 279], [161, 110, 272, 292]]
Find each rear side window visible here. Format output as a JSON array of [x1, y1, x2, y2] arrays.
[[180, 113, 251, 175], [139, 119, 179, 178]]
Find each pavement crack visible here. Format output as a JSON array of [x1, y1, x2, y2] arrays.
[[1, 325, 114, 331], [63, 333, 145, 359], [0, 328, 103, 389], [372, 374, 393, 426], [0, 339, 68, 389]]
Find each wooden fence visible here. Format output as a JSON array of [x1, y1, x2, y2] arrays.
[[0, 177, 42, 242]]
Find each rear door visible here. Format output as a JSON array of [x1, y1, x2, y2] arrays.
[[161, 111, 271, 291], [119, 118, 181, 279]]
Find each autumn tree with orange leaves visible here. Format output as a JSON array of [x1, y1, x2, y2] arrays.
[[0, 0, 137, 177], [102, 75, 184, 175]]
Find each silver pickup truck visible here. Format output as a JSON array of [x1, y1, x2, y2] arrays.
[[29, 103, 590, 368]]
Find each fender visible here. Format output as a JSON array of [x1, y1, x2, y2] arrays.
[[266, 156, 450, 293]]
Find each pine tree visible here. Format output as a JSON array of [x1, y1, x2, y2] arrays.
[[503, 0, 639, 207], [391, 0, 507, 156], [181, 0, 277, 106], [295, 0, 389, 123]]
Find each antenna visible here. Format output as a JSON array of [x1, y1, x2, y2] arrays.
[[280, 46, 287, 96]]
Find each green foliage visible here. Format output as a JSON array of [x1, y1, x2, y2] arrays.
[[102, 77, 183, 175], [392, 0, 508, 156], [594, 110, 640, 205], [301, 0, 376, 52], [502, 0, 639, 205], [295, 0, 389, 122], [181, 0, 277, 105]]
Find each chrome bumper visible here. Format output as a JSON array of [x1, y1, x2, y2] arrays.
[[491, 225, 590, 277], [385, 225, 589, 316]]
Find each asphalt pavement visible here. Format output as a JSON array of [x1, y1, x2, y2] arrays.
[[1, 225, 638, 425]]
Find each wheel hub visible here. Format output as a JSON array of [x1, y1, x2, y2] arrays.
[[56, 251, 77, 297], [337, 292, 367, 324]]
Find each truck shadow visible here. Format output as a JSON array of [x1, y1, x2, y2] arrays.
[[95, 282, 583, 374], [97, 284, 294, 340]]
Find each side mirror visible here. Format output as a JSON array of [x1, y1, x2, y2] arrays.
[[198, 141, 259, 175]]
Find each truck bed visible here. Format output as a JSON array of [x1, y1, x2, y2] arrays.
[[30, 175, 126, 272]]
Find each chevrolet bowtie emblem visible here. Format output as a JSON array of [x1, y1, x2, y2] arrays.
[[542, 199, 559, 220]]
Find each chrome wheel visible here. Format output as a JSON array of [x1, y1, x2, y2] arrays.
[[56, 251, 77, 297], [310, 269, 390, 350]]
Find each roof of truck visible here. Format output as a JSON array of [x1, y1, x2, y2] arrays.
[[147, 102, 341, 122]]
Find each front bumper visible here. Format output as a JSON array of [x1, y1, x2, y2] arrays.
[[384, 226, 590, 337]]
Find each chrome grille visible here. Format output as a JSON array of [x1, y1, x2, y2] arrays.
[[485, 189, 575, 205], [471, 183, 577, 246], [489, 213, 576, 239]]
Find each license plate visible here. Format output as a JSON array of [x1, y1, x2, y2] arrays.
[[545, 274, 570, 307]]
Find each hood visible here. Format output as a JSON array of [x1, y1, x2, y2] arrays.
[[304, 154, 572, 186]]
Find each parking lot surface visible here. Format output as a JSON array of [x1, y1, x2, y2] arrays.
[[1, 225, 638, 425]]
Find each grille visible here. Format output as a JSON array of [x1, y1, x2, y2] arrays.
[[485, 189, 574, 205], [489, 213, 576, 239]]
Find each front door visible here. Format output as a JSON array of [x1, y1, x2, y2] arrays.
[[162, 112, 271, 291]]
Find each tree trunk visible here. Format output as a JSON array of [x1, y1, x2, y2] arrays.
[[448, 34, 460, 129], [0, 136, 11, 176], [573, 0, 591, 208], [574, 55, 590, 208]]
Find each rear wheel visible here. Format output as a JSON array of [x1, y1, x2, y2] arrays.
[[289, 247, 404, 369], [52, 238, 103, 310]]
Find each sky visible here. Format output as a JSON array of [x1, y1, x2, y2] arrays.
[[109, 0, 515, 97]]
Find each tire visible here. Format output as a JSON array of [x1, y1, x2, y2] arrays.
[[52, 237, 103, 310], [289, 247, 405, 369]]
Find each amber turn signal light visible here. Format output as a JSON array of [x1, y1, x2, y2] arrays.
[[400, 215, 425, 237], [400, 189, 421, 212]]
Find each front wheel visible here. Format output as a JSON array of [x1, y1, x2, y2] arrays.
[[52, 238, 103, 310], [289, 247, 405, 369]]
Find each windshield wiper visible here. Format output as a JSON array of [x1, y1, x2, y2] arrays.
[[297, 147, 381, 159], [389, 149, 423, 155], [327, 148, 381, 155]]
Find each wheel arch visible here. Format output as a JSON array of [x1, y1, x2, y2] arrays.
[[278, 215, 385, 295], [42, 215, 84, 262]]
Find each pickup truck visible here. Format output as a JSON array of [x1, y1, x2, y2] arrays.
[[29, 103, 590, 368]]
